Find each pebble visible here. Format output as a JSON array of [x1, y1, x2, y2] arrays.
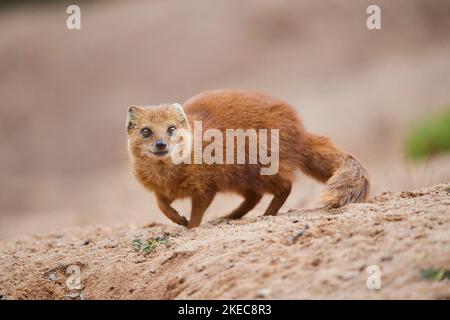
[[256, 288, 271, 298], [338, 271, 358, 281], [195, 265, 205, 272], [49, 273, 58, 282]]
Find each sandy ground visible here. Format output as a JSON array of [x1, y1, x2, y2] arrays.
[[1, 183, 448, 300]]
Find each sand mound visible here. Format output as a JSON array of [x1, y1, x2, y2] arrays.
[[0, 183, 449, 300]]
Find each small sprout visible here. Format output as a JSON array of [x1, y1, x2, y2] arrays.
[[132, 239, 158, 253], [420, 268, 450, 281], [154, 236, 168, 245], [132, 232, 176, 253]]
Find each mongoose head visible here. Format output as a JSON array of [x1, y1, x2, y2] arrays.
[[126, 103, 190, 161]]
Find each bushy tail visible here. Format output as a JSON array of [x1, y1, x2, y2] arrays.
[[298, 133, 370, 208]]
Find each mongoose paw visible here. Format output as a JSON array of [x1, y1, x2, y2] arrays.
[[178, 216, 188, 226]]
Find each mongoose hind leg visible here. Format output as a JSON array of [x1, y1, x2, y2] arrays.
[[224, 190, 263, 219], [264, 184, 292, 216], [187, 191, 216, 229]]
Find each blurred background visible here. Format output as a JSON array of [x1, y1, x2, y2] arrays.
[[1, 0, 449, 239]]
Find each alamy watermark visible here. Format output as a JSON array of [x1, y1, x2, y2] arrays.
[[366, 265, 381, 290], [366, 5, 381, 30], [66, 5, 81, 30], [67, 4, 381, 31], [66, 264, 84, 299], [165, 121, 280, 176]]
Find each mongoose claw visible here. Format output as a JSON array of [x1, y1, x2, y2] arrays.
[[179, 216, 188, 226]]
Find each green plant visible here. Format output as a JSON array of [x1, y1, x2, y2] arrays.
[[132, 232, 176, 253], [406, 108, 450, 160], [420, 268, 450, 281]]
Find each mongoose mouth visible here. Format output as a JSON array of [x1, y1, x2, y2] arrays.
[[151, 150, 169, 157]]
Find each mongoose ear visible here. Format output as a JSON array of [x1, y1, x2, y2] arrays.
[[126, 105, 144, 132], [169, 103, 188, 125]]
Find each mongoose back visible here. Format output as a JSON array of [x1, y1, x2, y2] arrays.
[[126, 90, 369, 228]]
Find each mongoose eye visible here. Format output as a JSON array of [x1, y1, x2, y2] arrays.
[[140, 127, 152, 138], [167, 125, 176, 136]]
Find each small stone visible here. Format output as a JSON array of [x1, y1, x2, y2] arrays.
[[288, 224, 310, 243], [104, 241, 118, 249], [195, 265, 205, 272], [49, 273, 57, 282], [338, 271, 358, 281], [311, 258, 321, 267], [134, 259, 146, 264], [256, 288, 271, 298], [167, 276, 185, 290]]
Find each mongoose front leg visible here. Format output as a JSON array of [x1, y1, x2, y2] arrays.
[[187, 191, 216, 229], [264, 184, 292, 216], [225, 190, 263, 219], [156, 193, 188, 226]]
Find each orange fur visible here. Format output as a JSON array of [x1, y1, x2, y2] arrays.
[[127, 90, 369, 228]]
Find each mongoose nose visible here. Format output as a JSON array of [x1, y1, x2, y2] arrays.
[[155, 140, 167, 151]]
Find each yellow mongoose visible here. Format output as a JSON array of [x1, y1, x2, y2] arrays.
[[127, 90, 369, 228]]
